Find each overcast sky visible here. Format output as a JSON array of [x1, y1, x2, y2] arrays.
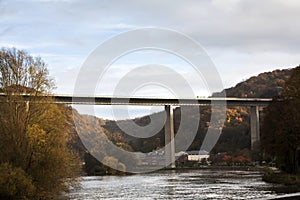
[[1, 0, 300, 118]]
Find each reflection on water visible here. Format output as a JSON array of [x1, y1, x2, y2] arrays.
[[66, 170, 282, 200]]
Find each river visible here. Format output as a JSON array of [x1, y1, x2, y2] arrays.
[[65, 169, 286, 200]]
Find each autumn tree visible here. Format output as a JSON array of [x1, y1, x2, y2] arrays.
[[261, 66, 300, 173], [0, 47, 80, 199]]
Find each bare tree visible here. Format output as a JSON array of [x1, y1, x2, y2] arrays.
[[0, 47, 80, 199]]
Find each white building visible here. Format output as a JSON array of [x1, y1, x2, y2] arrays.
[[186, 150, 209, 162]]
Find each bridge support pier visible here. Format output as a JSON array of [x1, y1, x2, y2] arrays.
[[25, 101, 29, 112], [165, 105, 176, 169], [250, 106, 260, 150]]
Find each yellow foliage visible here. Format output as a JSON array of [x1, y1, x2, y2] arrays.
[[27, 124, 47, 147], [0, 163, 36, 200]]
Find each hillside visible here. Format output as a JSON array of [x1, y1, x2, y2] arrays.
[[64, 106, 134, 174], [103, 68, 293, 153], [213, 68, 292, 98], [66, 67, 295, 173]]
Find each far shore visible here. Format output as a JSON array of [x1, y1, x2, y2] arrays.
[[160, 165, 265, 172]]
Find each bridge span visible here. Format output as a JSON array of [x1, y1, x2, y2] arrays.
[[0, 93, 271, 106], [0, 93, 272, 168], [52, 95, 272, 106]]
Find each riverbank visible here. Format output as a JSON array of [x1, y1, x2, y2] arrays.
[[163, 165, 264, 172], [265, 192, 300, 200], [126, 165, 264, 174], [263, 168, 300, 194]]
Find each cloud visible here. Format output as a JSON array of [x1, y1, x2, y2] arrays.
[[2, 0, 300, 53], [212, 0, 241, 11], [1, 0, 300, 98]]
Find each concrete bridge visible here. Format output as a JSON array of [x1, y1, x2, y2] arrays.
[[0, 94, 272, 168]]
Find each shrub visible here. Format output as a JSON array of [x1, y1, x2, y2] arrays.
[[0, 163, 36, 200]]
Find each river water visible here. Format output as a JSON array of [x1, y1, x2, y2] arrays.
[[65, 169, 284, 200]]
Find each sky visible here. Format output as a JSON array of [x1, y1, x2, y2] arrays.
[[1, 0, 300, 119]]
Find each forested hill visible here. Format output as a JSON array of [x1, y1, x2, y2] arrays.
[[213, 68, 292, 98], [66, 66, 296, 174], [101, 67, 296, 153]]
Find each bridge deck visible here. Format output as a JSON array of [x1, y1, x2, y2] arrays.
[[0, 94, 272, 106]]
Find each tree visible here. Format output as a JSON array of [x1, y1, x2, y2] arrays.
[[101, 156, 126, 175], [0, 47, 80, 199], [0, 163, 36, 200], [261, 66, 300, 173]]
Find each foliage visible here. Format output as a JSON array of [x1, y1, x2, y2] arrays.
[[67, 66, 294, 172], [263, 167, 300, 193], [102, 67, 292, 155], [102, 156, 118, 175], [213, 68, 292, 98], [261, 66, 300, 173], [209, 149, 251, 166], [68, 108, 131, 175], [0, 47, 80, 199], [0, 47, 54, 94], [84, 153, 105, 175], [0, 163, 36, 200], [103, 106, 251, 154]]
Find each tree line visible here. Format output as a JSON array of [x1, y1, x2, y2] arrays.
[[0, 48, 80, 199], [261, 66, 300, 174]]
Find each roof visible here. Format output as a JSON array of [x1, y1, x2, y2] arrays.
[[186, 150, 209, 155]]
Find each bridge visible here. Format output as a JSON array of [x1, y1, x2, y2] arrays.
[[0, 93, 272, 168]]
